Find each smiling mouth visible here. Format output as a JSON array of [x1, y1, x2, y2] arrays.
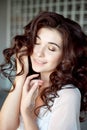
[[34, 58, 47, 65]]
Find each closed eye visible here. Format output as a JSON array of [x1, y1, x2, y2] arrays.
[[35, 43, 40, 45], [48, 46, 56, 51]]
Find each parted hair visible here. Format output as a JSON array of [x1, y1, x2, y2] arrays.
[[0, 11, 87, 121]]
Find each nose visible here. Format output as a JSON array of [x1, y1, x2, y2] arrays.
[[37, 47, 45, 57]]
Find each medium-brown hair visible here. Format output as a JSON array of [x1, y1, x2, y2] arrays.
[[0, 11, 87, 121]]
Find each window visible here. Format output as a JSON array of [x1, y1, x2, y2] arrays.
[[9, 0, 87, 38]]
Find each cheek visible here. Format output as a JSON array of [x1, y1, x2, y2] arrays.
[[50, 53, 62, 66], [33, 45, 40, 51], [31, 47, 37, 55]]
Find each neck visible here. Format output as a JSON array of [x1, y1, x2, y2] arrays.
[[40, 72, 51, 89]]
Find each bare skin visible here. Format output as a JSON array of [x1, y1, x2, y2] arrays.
[[0, 55, 44, 130], [0, 27, 63, 130]]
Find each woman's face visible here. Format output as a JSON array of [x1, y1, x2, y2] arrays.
[[30, 27, 63, 75]]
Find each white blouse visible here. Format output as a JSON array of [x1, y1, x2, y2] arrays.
[[17, 84, 81, 130]]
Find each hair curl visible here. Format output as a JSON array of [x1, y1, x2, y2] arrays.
[[0, 11, 87, 121]]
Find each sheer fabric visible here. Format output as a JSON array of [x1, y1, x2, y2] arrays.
[[17, 84, 81, 130]]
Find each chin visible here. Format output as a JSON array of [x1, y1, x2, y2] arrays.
[[32, 66, 41, 73]]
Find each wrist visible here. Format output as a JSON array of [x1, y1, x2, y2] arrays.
[[13, 75, 27, 89], [21, 110, 38, 130], [21, 106, 35, 119]]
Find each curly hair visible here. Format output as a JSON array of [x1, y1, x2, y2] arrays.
[[0, 11, 87, 121]]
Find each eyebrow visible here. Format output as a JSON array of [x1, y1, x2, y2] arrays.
[[36, 35, 61, 49]]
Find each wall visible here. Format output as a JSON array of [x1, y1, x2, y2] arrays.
[[0, 0, 10, 108], [0, 1, 7, 62], [0, 0, 87, 129]]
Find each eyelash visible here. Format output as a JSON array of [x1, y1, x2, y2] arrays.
[[35, 43, 56, 52], [35, 43, 40, 45], [48, 47, 56, 51]]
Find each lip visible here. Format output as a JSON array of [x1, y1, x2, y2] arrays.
[[33, 58, 47, 65]]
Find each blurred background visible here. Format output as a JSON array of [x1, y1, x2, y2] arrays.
[[0, 0, 87, 129]]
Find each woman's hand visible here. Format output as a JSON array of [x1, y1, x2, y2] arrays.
[[20, 74, 43, 116], [16, 46, 29, 77], [20, 74, 43, 130], [0, 47, 30, 130]]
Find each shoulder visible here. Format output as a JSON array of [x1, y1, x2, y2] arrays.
[[58, 84, 81, 99], [52, 84, 81, 111]]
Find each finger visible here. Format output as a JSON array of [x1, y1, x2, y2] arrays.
[[16, 46, 28, 57], [30, 79, 43, 88], [29, 82, 39, 97], [23, 74, 40, 91], [15, 47, 29, 74], [24, 74, 39, 85], [16, 55, 29, 75]]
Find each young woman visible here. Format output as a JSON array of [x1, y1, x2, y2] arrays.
[[0, 11, 87, 130]]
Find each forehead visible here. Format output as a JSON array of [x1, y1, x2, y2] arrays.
[[37, 27, 63, 45]]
